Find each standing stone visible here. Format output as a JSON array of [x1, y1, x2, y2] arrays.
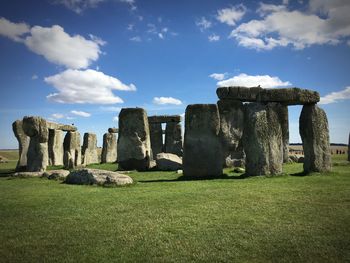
[[22, 116, 49, 172], [243, 103, 283, 176], [276, 105, 289, 163], [299, 104, 331, 173], [183, 104, 222, 178], [217, 99, 245, 167], [63, 131, 81, 169], [117, 108, 152, 171], [101, 132, 117, 163], [48, 129, 64, 166], [149, 122, 163, 159], [164, 122, 183, 156], [12, 120, 29, 171], [82, 133, 99, 165]]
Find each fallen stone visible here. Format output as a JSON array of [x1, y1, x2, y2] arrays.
[[117, 108, 152, 171], [183, 104, 222, 178], [65, 169, 133, 186], [243, 103, 283, 176], [164, 122, 183, 156], [299, 104, 331, 173], [12, 120, 29, 171], [48, 129, 64, 166], [217, 99, 245, 167], [217, 86, 320, 105], [156, 152, 182, 171], [101, 132, 117, 163], [43, 170, 70, 180], [13, 171, 43, 177], [82, 133, 99, 165], [148, 115, 181, 123]]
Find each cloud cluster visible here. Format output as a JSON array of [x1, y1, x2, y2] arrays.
[[228, 0, 350, 50], [45, 69, 136, 104], [216, 5, 246, 26], [0, 17, 29, 42], [209, 73, 227, 81], [320, 86, 350, 104], [71, 110, 91, 117], [153, 97, 182, 105], [217, 73, 291, 88]]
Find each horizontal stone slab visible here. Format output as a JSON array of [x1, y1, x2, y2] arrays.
[[108, 128, 119, 133], [148, 115, 181, 123], [217, 86, 320, 105], [47, 122, 77, 132]]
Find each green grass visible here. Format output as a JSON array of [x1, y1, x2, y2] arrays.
[[0, 155, 349, 262]]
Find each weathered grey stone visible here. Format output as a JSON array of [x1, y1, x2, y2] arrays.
[[47, 122, 77, 132], [243, 103, 283, 176], [13, 171, 43, 177], [156, 152, 182, 171], [101, 133, 117, 163], [148, 115, 181, 123], [48, 129, 64, 166], [299, 104, 331, 173], [183, 104, 222, 178], [63, 131, 81, 169], [164, 122, 183, 156], [275, 105, 289, 163], [65, 168, 133, 186], [22, 116, 49, 172], [149, 122, 163, 159], [117, 108, 152, 171], [217, 99, 245, 167], [43, 170, 70, 180], [217, 87, 320, 105], [108, 128, 118, 133], [12, 120, 29, 171], [82, 133, 98, 165]]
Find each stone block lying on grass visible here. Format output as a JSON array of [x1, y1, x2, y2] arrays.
[[43, 170, 70, 180], [65, 169, 133, 186], [156, 153, 182, 171]]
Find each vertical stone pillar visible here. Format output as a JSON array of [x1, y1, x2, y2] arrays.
[[164, 122, 183, 156], [117, 108, 152, 171], [82, 133, 99, 165], [22, 116, 49, 172], [149, 122, 163, 159], [101, 132, 117, 163], [12, 120, 29, 171], [276, 105, 289, 163], [183, 104, 222, 178], [48, 129, 64, 166], [63, 131, 81, 169], [299, 104, 331, 172], [217, 99, 244, 167], [243, 103, 283, 176]]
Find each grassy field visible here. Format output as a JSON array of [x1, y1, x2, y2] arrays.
[[0, 151, 349, 262]]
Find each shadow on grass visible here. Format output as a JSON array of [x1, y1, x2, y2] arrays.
[[290, 171, 310, 177], [138, 173, 250, 183]]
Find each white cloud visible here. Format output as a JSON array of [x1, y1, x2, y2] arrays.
[[51, 113, 65, 119], [24, 25, 103, 69], [31, 74, 38, 80], [100, 106, 121, 112], [158, 33, 164, 39], [283, 0, 289, 5], [0, 17, 30, 42], [209, 73, 227, 81], [71, 110, 91, 117], [217, 73, 291, 88], [216, 5, 246, 26], [230, 1, 350, 50], [113, 116, 119, 122], [66, 116, 75, 120], [127, 24, 134, 31], [153, 97, 182, 105], [196, 17, 212, 32], [45, 69, 136, 104], [130, 36, 141, 42], [319, 86, 350, 104], [208, 34, 220, 42]]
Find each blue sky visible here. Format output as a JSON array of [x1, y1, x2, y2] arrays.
[[1, 0, 350, 149]]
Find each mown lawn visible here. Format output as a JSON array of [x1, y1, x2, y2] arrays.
[[0, 153, 349, 262]]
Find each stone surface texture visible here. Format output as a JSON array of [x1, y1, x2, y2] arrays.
[[82, 133, 99, 165], [12, 120, 29, 171], [65, 168, 133, 186], [183, 104, 222, 178], [101, 132, 117, 163], [217, 86, 320, 105], [156, 152, 182, 171], [108, 128, 118, 133], [164, 122, 183, 156], [43, 170, 70, 180], [148, 115, 181, 123], [22, 116, 49, 172], [48, 129, 64, 166], [276, 105, 289, 163], [63, 131, 82, 169], [217, 99, 245, 167], [243, 103, 283, 176], [117, 108, 152, 171], [149, 122, 163, 159], [299, 104, 331, 173]]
